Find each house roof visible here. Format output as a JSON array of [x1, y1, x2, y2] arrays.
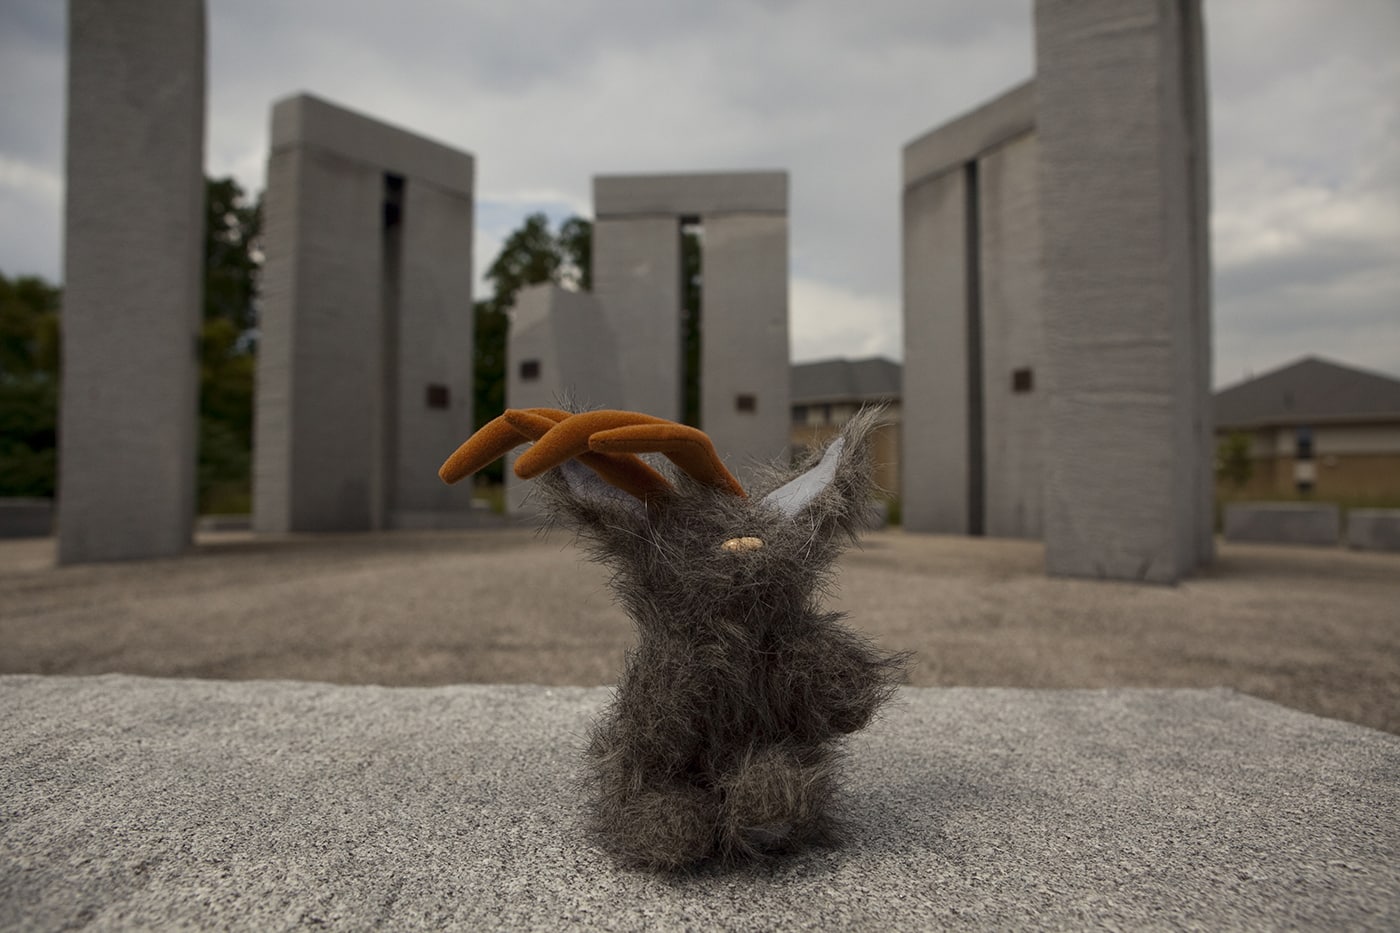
[[791, 357, 901, 405], [1214, 356, 1400, 429], [786, 355, 1400, 427]]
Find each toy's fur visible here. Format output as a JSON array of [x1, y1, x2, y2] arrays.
[[530, 407, 907, 871]]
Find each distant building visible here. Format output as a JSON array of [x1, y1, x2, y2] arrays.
[[792, 354, 1400, 512], [1215, 357, 1400, 501], [790, 357, 901, 496]]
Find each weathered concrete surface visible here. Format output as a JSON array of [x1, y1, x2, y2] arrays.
[[506, 285, 622, 513], [978, 132, 1045, 539], [901, 83, 1041, 539], [902, 81, 1035, 183], [507, 285, 620, 415], [1225, 502, 1341, 547], [700, 212, 790, 480], [58, 0, 205, 564], [594, 171, 787, 217], [255, 94, 474, 535], [590, 171, 790, 481], [2, 676, 1395, 931], [1348, 509, 1400, 552], [1036, 0, 1214, 582], [901, 167, 969, 534], [392, 174, 477, 526], [589, 214, 682, 419]]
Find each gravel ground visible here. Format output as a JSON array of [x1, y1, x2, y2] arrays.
[[2, 527, 1397, 734]]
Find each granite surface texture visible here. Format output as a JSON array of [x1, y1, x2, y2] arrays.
[[4, 676, 1396, 931]]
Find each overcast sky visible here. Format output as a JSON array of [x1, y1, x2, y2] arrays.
[[1, 1, 1396, 387]]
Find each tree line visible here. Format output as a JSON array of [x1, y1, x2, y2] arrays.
[[0, 186, 617, 508], [1, 177, 263, 509]]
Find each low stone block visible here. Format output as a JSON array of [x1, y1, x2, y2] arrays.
[[0, 498, 53, 538], [1347, 509, 1400, 552], [1224, 502, 1341, 547], [3, 676, 1396, 929]]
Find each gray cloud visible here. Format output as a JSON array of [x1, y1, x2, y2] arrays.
[[0, 6, 64, 170], [1, 0, 1396, 387], [1205, 0, 1400, 383]]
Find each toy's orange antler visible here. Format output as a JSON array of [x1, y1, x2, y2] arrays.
[[513, 410, 747, 499], [438, 409, 747, 500], [438, 408, 672, 500]]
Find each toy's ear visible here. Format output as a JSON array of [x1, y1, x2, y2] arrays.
[[555, 459, 647, 518], [761, 437, 846, 518], [760, 406, 883, 534]]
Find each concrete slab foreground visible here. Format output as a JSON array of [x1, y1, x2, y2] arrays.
[[4, 677, 1396, 930]]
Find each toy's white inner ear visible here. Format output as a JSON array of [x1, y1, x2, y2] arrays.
[[721, 536, 764, 553], [760, 436, 845, 517], [558, 459, 645, 515]]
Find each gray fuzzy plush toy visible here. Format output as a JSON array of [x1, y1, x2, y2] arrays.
[[439, 406, 905, 871]]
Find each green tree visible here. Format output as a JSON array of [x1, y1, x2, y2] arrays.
[[1216, 431, 1254, 490], [473, 212, 592, 482], [558, 216, 592, 291], [481, 214, 563, 307], [0, 176, 262, 509], [0, 272, 61, 379], [197, 176, 261, 513], [0, 272, 62, 497], [204, 176, 262, 334], [473, 304, 510, 451], [198, 316, 256, 512]]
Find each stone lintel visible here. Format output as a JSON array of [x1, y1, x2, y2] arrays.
[[903, 80, 1036, 187], [593, 171, 788, 218], [270, 92, 474, 194]]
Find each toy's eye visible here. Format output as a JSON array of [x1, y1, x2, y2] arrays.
[[720, 536, 765, 553]]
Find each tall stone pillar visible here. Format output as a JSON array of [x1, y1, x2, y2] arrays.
[[699, 212, 789, 471], [591, 172, 790, 482], [901, 83, 1040, 537], [1035, 0, 1213, 581], [58, 0, 206, 563], [590, 215, 681, 420], [254, 94, 475, 533]]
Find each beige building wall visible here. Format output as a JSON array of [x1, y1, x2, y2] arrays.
[[1220, 422, 1400, 500], [791, 404, 902, 498]]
